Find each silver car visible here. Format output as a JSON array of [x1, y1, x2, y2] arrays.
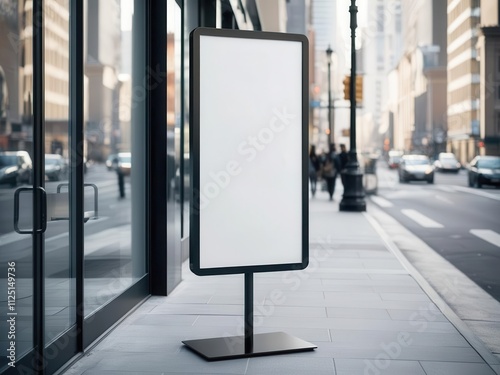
[[398, 155, 434, 184]]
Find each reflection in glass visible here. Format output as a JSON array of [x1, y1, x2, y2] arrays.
[[83, 0, 146, 316], [42, 0, 75, 346], [0, 1, 34, 369]]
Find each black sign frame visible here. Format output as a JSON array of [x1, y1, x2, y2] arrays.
[[189, 27, 309, 276]]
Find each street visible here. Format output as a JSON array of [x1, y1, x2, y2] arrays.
[[3, 160, 500, 303], [372, 160, 500, 302]]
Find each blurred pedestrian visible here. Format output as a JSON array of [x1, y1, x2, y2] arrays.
[[338, 144, 348, 187], [322, 143, 340, 201], [114, 156, 125, 199], [309, 145, 320, 197]]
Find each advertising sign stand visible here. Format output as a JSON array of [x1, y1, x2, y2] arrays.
[[183, 27, 316, 361], [183, 272, 317, 360]]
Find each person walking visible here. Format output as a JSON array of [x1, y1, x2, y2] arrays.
[[309, 145, 320, 197], [322, 143, 340, 201], [338, 144, 348, 187]]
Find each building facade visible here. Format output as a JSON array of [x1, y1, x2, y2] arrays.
[[359, 0, 403, 154], [394, 0, 447, 157], [447, 0, 481, 164], [477, 0, 500, 156]]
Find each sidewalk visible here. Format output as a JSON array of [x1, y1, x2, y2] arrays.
[[65, 190, 500, 375]]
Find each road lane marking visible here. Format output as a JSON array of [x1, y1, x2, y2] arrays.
[[435, 186, 456, 193], [470, 230, 500, 248], [370, 196, 394, 207], [435, 195, 453, 204], [401, 209, 444, 228]]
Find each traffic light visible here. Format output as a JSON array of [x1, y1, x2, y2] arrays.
[[343, 76, 350, 100], [356, 76, 363, 103]]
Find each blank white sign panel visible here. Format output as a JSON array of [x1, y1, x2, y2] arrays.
[[198, 34, 303, 269]]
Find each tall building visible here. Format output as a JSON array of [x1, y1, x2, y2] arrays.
[[377, 0, 403, 154], [476, 0, 500, 156], [359, 0, 403, 153], [447, 0, 481, 164], [394, 0, 447, 156], [286, 0, 315, 148], [310, 0, 342, 150], [86, 0, 122, 160]]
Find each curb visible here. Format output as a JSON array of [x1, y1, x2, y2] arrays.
[[364, 203, 500, 374]]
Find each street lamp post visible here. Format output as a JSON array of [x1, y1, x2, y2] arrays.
[[339, 0, 366, 212], [326, 45, 333, 144]]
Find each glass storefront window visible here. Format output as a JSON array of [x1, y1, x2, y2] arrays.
[[0, 2, 34, 369], [83, 0, 146, 317]]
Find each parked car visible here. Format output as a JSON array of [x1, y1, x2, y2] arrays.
[[0, 151, 33, 187], [467, 155, 500, 188], [434, 152, 461, 173], [398, 154, 434, 184], [116, 152, 131, 176], [45, 154, 68, 181]]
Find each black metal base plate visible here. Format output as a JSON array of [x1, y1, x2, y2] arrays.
[[182, 332, 317, 361]]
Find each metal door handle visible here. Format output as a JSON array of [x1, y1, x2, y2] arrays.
[[14, 187, 47, 234]]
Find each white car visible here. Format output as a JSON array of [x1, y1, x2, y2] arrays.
[[434, 152, 461, 173]]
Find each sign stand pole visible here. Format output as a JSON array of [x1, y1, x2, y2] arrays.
[[182, 272, 316, 361], [244, 272, 254, 354]]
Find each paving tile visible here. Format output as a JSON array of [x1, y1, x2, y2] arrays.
[[255, 305, 327, 318], [246, 356, 335, 375], [368, 274, 415, 281], [128, 314, 198, 326], [326, 307, 391, 320], [311, 273, 372, 280], [380, 293, 431, 302], [371, 285, 424, 294], [149, 303, 243, 316], [88, 350, 249, 374], [322, 278, 419, 287], [387, 308, 448, 322], [330, 346, 484, 362], [334, 358, 426, 375], [323, 298, 438, 311], [420, 361, 497, 375], [256, 327, 331, 342], [255, 315, 457, 334], [92, 335, 183, 354], [362, 259, 405, 269], [80, 372, 237, 375], [324, 291, 383, 301]]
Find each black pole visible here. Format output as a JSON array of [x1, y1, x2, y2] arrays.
[[339, 0, 366, 212], [70, 0, 85, 352], [244, 272, 254, 353], [327, 60, 332, 143], [33, 0, 45, 372]]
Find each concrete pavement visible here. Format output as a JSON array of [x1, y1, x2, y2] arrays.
[[64, 188, 500, 375]]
